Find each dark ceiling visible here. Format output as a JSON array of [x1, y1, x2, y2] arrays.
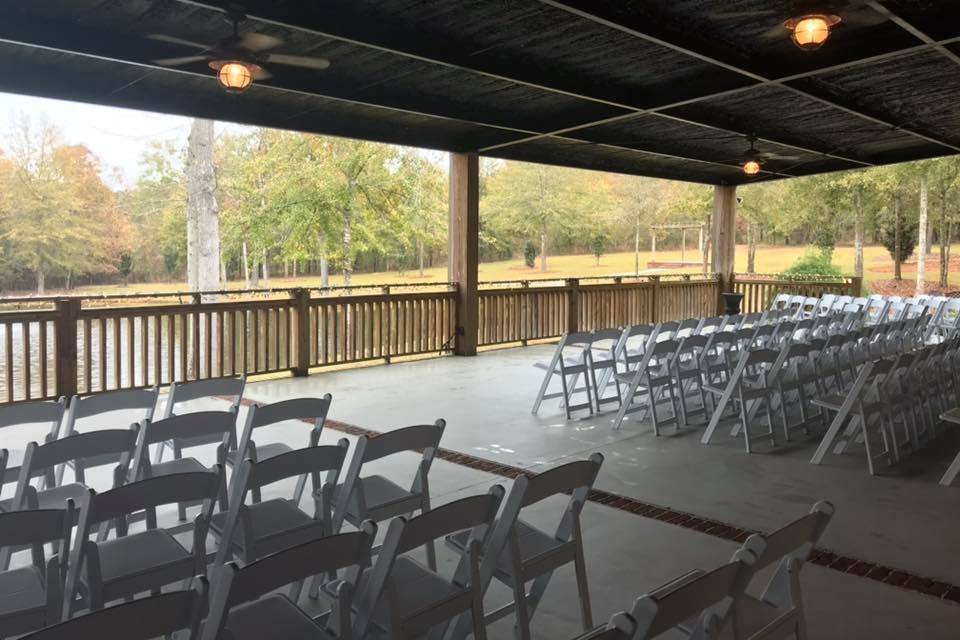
[[1, 0, 959, 184]]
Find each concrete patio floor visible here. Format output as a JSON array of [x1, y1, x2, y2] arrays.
[[239, 343, 960, 639]]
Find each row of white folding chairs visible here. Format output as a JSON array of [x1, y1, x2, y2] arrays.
[[0, 400, 606, 640], [773, 290, 959, 345], [532, 310, 828, 420], [809, 337, 960, 476], [580, 501, 834, 640], [694, 317, 933, 454]]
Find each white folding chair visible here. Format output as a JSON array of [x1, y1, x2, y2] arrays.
[[56, 389, 157, 485], [862, 298, 889, 326], [736, 502, 835, 640], [156, 375, 245, 463], [531, 332, 593, 418], [0, 500, 75, 637], [350, 489, 503, 640], [332, 422, 445, 568], [588, 329, 624, 413], [447, 455, 603, 640], [63, 469, 222, 616], [672, 335, 711, 426], [770, 294, 791, 311], [0, 400, 65, 498], [624, 547, 757, 639], [227, 396, 332, 505], [816, 294, 837, 316], [203, 529, 376, 640], [612, 339, 680, 433]]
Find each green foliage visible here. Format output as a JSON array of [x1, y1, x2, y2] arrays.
[[782, 250, 844, 278], [523, 240, 539, 268], [879, 209, 918, 263], [118, 253, 133, 283], [592, 232, 606, 265]]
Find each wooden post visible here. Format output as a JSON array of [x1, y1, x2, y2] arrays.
[[55, 298, 80, 399], [650, 275, 660, 323], [566, 278, 580, 333], [448, 153, 479, 355], [711, 185, 737, 291], [293, 288, 311, 376], [850, 276, 863, 297]]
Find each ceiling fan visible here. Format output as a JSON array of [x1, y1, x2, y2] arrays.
[[148, 6, 330, 92], [730, 135, 803, 176], [713, 1, 888, 50]]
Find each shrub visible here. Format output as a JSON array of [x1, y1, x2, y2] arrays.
[[523, 240, 539, 268], [782, 250, 844, 278]]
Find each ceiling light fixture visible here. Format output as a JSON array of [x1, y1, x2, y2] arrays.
[[210, 60, 256, 93], [784, 13, 842, 50]]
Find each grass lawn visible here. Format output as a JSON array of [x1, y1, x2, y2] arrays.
[[25, 243, 960, 298]]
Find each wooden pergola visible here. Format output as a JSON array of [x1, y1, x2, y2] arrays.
[[2, 1, 959, 355]]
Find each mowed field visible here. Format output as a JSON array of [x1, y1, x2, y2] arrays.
[[29, 243, 960, 298]]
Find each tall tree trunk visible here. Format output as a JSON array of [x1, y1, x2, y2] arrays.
[[917, 173, 929, 294], [746, 221, 757, 274], [283, 260, 289, 278], [261, 249, 270, 287], [220, 255, 227, 284], [634, 217, 641, 276], [292, 261, 297, 278], [185, 118, 221, 298], [320, 254, 329, 287], [418, 239, 425, 277], [853, 189, 864, 278], [893, 195, 902, 281], [342, 205, 353, 287], [36, 268, 45, 295], [539, 231, 547, 272], [941, 190, 951, 288], [242, 242, 251, 288], [250, 256, 260, 288]]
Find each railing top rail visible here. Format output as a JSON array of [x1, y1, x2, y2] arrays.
[[734, 273, 855, 282]]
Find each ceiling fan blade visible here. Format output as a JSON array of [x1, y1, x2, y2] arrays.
[[153, 55, 210, 66], [264, 54, 331, 70], [842, 7, 889, 27], [252, 67, 273, 80], [240, 32, 284, 52], [147, 33, 210, 49]]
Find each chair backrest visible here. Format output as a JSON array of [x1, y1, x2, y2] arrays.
[[816, 294, 837, 316], [655, 321, 679, 341], [355, 489, 503, 640], [0, 500, 74, 575], [204, 526, 377, 640], [0, 399, 65, 444], [13, 428, 140, 507], [698, 316, 725, 335], [23, 581, 208, 640], [76, 469, 222, 533], [629, 548, 757, 639], [357, 421, 445, 464], [238, 396, 332, 458], [771, 294, 791, 310], [676, 318, 700, 339], [133, 410, 236, 479], [61, 388, 158, 438], [162, 376, 246, 419], [744, 501, 833, 575]]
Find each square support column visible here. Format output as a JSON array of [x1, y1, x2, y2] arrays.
[[711, 184, 737, 290], [448, 153, 479, 355]]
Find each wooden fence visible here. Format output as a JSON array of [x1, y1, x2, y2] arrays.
[[0, 273, 857, 404], [732, 274, 861, 314]]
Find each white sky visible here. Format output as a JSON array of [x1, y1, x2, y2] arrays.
[[0, 91, 448, 190]]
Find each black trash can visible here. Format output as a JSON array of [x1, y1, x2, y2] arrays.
[[721, 292, 744, 316]]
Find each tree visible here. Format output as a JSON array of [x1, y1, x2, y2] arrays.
[[523, 240, 538, 268], [118, 253, 133, 286], [184, 119, 221, 296], [0, 115, 129, 293], [592, 232, 606, 266], [928, 157, 960, 288]]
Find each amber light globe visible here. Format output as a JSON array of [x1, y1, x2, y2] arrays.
[[742, 160, 762, 177], [785, 14, 841, 50], [211, 60, 254, 93]]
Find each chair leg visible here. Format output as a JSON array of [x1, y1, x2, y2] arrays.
[[573, 546, 593, 631], [512, 578, 532, 640]]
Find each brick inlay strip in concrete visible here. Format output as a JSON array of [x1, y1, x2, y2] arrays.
[[230, 396, 960, 606]]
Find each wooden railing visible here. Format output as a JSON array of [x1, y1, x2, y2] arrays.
[[731, 274, 862, 314], [0, 273, 856, 404], [478, 274, 720, 346]]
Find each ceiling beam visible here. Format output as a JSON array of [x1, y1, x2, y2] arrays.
[[532, 0, 960, 154], [867, 1, 960, 67]]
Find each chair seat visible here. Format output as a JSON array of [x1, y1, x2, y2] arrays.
[[336, 475, 418, 521], [96, 529, 192, 585], [329, 556, 464, 634], [225, 594, 336, 640], [149, 457, 208, 477], [447, 519, 566, 579], [0, 566, 46, 618], [35, 483, 87, 511], [211, 498, 318, 557], [225, 442, 293, 466]]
